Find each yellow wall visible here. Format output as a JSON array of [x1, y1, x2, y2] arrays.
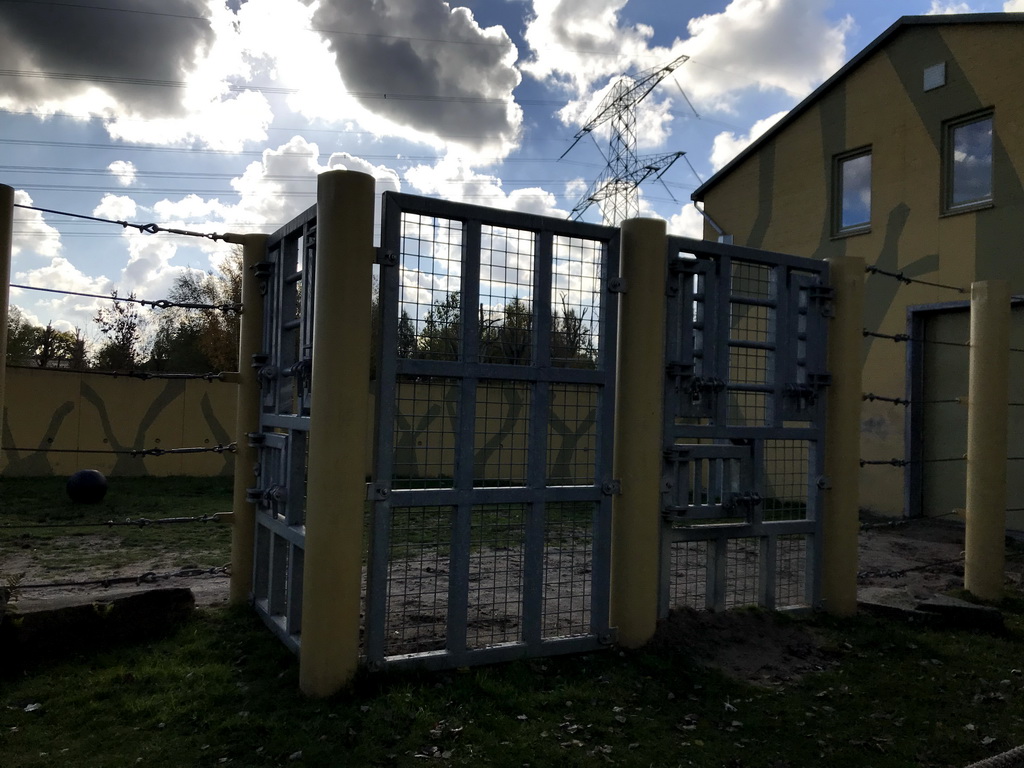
[[1, 366, 238, 477], [1, 366, 601, 485], [699, 20, 1024, 515]]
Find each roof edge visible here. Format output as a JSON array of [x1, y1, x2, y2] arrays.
[[690, 12, 1024, 202]]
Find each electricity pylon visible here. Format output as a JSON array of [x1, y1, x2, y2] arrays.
[[562, 54, 689, 226]]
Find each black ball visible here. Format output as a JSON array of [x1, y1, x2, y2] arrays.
[[66, 469, 109, 504]]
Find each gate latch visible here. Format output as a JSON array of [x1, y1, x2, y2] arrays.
[[808, 285, 835, 317], [724, 491, 762, 515]]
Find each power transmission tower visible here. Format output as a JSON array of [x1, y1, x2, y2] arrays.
[[562, 54, 689, 226]]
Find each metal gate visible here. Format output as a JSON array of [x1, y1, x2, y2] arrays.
[[660, 237, 830, 614], [366, 192, 620, 669], [248, 207, 316, 652]]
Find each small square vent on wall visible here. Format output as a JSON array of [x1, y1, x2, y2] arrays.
[[924, 62, 946, 91]]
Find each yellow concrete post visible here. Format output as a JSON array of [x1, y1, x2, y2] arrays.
[[0, 186, 13, 435], [610, 217, 667, 647], [0, 187, 11, 409], [223, 233, 268, 605], [299, 170, 376, 696], [964, 280, 1010, 601], [821, 256, 865, 616]]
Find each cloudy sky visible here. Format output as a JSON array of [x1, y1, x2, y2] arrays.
[[3, 0, 1022, 343]]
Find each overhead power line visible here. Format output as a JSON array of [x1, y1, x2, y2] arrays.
[[561, 55, 690, 225], [0, 67, 562, 107]]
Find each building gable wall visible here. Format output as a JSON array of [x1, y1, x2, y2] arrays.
[[700, 20, 1024, 515]]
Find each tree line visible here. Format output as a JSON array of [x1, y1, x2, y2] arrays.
[[5, 250, 241, 373], [400, 291, 597, 366], [6, 264, 595, 374]]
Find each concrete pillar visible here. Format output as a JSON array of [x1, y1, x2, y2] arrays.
[[821, 256, 865, 616], [964, 280, 1010, 601], [610, 217, 668, 647], [0, 185, 13, 437], [299, 170, 376, 695], [223, 233, 268, 606]]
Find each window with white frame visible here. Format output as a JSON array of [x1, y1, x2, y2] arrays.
[[945, 111, 993, 212], [833, 149, 871, 235]]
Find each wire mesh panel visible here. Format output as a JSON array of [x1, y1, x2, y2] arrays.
[[542, 502, 595, 638], [661, 237, 829, 618], [249, 207, 318, 652], [368, 193, 619, 670]]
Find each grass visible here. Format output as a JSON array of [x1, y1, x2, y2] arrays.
[[5, 602, 1024, 767], [5, 479, 1024, 767]]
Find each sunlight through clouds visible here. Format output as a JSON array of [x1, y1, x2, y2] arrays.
[[2, 0, 1019, 343]]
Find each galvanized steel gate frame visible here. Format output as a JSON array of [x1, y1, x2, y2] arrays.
[[660, 236, 831, 614], [246, 197, 832, 666], [249, 206, 316, 652], [366, 192, 620, 670]]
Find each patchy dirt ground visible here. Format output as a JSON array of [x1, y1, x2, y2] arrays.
[[856, 517, 972, 596], [3, 540, 231, 611], [4, 516, 1004, 685], [646, 517, 988, 687]]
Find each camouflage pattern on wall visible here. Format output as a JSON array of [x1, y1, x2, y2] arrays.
[[696, 19, 1024, 516], [1, 366, 238, 477]]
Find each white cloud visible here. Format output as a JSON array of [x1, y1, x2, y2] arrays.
[[525, 0, 853, 122], [679, 0, 853, 113], [11, 190, 62, 261], [0, 0, 214, 117], [667, 203, 706, 239], [11, 256, 112, 334], [281, 0, 524, 158], [107, 161, 137, 186], [405, 155, 567, 217], [145, 138, 403, 260], [105, 89, 273, 152], [709, 110, 788, 171], [94, 194, 137, 222], [1005, 0, 1024, 10], [523, 0, 659, 92], [926, 1, 974, 13], [119, 235, 183, 296], [0, 0, 273, 151], [103, 1, 273, 151]]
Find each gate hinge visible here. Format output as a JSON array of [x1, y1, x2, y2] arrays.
[[809, 285, 836, 317], [666, 361, 694, 379], [662, 504, 688, 519], [816, 475, 832, 490], [247, 485, 286, 506], [251, 261, 274, 296], [785, 374, 830, 408], [250, 353, 277, 386], [607, 277, 628, 294], [375, 247, 398, 266], [663, 445, 688, 461], [247, 431, 266, 447], [601, 479, 622, 496], [366, 483, 390, 501]]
